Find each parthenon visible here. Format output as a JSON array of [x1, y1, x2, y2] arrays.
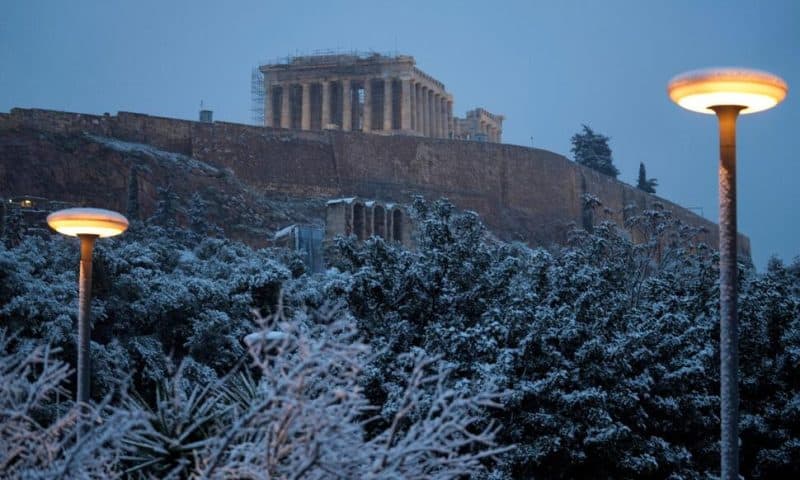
[[259, 53, 503, 142]]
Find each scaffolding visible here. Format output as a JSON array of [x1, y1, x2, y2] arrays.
[[251, 66, 265, 126]]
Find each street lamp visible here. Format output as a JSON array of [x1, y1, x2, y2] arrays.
[[668, 68, 787, 479], [47, 208, 128, 404]]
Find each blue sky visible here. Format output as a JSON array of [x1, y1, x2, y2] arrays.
[[1, 0, 797, 269]]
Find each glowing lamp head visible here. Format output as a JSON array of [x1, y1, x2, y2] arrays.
[[47, 208, 129, 238], [668, 68, 787, 114]]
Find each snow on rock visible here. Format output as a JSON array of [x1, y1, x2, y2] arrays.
[[86, 134, 220, 175]]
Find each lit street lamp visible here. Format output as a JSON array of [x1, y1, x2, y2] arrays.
[[668, 68, 787, 479], [47, 208, 129, 404]]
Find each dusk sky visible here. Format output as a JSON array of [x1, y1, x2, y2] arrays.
[[1, 0, 797, 269]]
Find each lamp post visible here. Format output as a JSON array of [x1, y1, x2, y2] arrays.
[[47, 208, 129, 404], [668, 68, 787, 479]]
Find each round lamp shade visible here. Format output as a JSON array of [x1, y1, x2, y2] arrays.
[[47, 208, 129, 237], [668, 68, 787, 114]]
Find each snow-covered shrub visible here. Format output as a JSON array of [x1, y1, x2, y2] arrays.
[[2, 198, 799, 478], [1, 306, 508, 479], [184, 307, 508, 479], [0, 330, 147, 479], [0, 228, 290, 402], [328, 197, 800, 479]]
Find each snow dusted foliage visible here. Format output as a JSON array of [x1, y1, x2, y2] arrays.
[[737, 258, 800, 477], [1, 310, 506, 479], [0, 228, 291, 402], [175, 307, 507, 479], [1, 198, 799, 478], [328, 197, 800, 479], [0, 331, 147, 479]]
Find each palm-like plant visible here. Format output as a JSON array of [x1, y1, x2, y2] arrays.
[[122, 371, 231, 479]]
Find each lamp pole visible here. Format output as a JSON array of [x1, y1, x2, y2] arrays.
[[77, 234, 97, 404], [713, 104, 743, 477], [668, 68, 787, 480], [47, 208, 129, 404]]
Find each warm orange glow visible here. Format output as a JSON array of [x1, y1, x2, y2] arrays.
[[47, 208, 129, 237], [668, 68, 787, 114]]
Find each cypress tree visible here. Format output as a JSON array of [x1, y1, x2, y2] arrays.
[[636, 162, 658, 194]]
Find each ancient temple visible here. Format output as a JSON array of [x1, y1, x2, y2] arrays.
[[259, 53, 503, 142]]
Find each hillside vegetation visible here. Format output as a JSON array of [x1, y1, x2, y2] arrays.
[[1, 198, 798, 478]]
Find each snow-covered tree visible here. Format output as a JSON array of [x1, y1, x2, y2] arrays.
[[2, 198, 799, 478], [327, 197, 799, 478], [126, 164, 140, 221], [149, 184, 179, 227], [571, 124, 620, 178], [2, 204, 23, 248], [187, 191, 222, 238]]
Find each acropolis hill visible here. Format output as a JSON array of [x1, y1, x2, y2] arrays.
[[0, 107, 750, 257]]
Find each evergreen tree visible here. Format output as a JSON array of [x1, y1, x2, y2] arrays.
[[126, 164, 140, 221], [570, 124, 620, 178], [2, 198, 799, 478], [149, 184, 178, 227], [637, 162, 658, 193], [186, 192, 216, 235], [2, 205, 23, 248]]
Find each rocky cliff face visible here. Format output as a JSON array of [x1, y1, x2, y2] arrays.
[[0, 108, 750, 256], [0, 123, 324, 246]]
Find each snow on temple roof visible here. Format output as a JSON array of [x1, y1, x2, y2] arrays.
[[326, 197, 357, 206]]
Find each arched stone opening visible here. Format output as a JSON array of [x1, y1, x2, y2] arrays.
[[353, 202, 366, 240], [373, 205, 386, 238], [392, 208, 403, 243]]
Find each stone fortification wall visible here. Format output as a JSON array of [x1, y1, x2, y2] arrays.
[[5, 109, 193, 155], [1, 108, 750, 256]]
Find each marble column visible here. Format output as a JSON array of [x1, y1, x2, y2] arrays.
[[415, 84, 423, 134], [408, 80, 417, 132], [428, 90, 436, 138], [280, 83, 291, 129], [383, 78, 393, 131], [421, 87, 428, 136], [446, 99, 453, 138], [399, 78, 410, 132], [301, 83, 311, 131], [431, 93, 439, 137], [342, 79, 351, 131], [363, 79, 372, 132], [321, 81, 330, 128], [439, 95, 447, 138], [428, 92, 435, 137], [264, 83, 273, 127], [436, 94, 443, 138]]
